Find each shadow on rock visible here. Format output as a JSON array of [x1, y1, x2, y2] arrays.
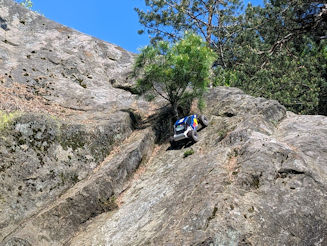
[[166, 139, 195, 151]]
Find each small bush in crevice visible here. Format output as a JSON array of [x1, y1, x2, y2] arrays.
[[99, 195, 118, 212], [144, 93, 156, 102], [184, 148, 194, 158], [217, 129, 228, 141]]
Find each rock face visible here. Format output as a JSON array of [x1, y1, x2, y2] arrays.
[[68, 88, 327, 246], [0, 0, 152, 244], [0, 0, 143, 113], [1, 1, 327, 246], [0, 112, 134, 241], [2, 128, 155, 245]]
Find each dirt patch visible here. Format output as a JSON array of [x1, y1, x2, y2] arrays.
[[0, 82, 76, 118]]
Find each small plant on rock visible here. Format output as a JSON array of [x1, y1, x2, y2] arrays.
[[183, 148, 194, 158], [99, 195, 118, 211], [0, 111, 20, 131], [217, 129, 228, 140]]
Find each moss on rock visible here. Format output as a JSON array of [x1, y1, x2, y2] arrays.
[[0, 111, 21, 131]]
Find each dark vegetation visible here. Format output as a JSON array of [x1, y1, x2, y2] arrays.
[[133, 32, 216, 118], [136, 0, 327, 115]]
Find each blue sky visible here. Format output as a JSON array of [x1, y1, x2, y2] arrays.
[[30, 0, 263, 53]]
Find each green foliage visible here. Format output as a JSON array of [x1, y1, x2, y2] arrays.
[[134, 32, 216, 117], [17, 0, 33, 9], [135, 0, 243, 67], [144, 93, 156, 102], [222, 1, 327, 115], [99, 195, 118, 211], [136, 0, 327, 115], [183, 148, 194, 158], [213, 68, 239, 87], [197, 98, 206, 112], [214, 48, 323, 114], [217, 129, 227, 140]]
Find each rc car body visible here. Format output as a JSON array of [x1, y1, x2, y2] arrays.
[[170, 114, 208, 146]]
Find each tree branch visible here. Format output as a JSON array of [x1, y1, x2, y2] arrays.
[[152, 83, 170, 101]]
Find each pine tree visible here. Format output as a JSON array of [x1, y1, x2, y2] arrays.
[[215, 1, 327, 115], [133, 33, 216, 118], [135, 0, 327, 115], [135, 0, 243, 68]]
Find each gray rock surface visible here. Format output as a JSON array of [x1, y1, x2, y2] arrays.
[[2, 128, 154, 245], [0, 0, 149, 114], [68, 88, 327, 246], [1, 1, 327, 246], [0, 0, 152, 244], [0, 111, 134, 242]]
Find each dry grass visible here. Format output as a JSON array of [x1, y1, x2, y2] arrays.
[[0, 82, 75, 118]]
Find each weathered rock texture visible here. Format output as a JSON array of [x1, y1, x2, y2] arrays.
[[0, 0, 140, 113], [2, 128, 154, 245], [0, 0, 153, 244], [0, 112, 134, 241], [68, 88, 327, 246], [1, 1, 327, 246]]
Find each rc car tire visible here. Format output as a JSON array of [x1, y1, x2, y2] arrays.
[[199, 115, 209, 127], [188, 130, 199, 142], [170, 137, 176, 148]]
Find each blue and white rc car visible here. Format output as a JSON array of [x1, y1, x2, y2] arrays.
[[170, 114, 209, 147]]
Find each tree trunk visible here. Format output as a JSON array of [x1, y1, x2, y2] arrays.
[[206, 3, 214, 44], [172, 102, 179, 120], [169, 102, 179, 137]]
